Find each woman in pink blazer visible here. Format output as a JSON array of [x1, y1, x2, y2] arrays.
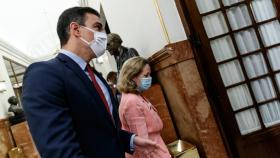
[[117, 57, 171, 158]]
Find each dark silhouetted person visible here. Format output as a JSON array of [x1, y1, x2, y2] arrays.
[[8, 96, 25, 125], [107, 33, 139, 73]]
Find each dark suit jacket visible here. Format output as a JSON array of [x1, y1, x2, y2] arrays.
[[22, 53, 132, 158]]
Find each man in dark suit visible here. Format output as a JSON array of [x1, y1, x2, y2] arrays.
[[22, 7, 159, 158]]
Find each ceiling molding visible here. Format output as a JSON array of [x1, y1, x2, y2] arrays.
[[0, 38, 32, 66]]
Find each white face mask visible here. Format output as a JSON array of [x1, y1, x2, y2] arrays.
[[79, 26, 107, 58]]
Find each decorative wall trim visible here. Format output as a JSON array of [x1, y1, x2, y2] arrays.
[[0, 39, 31, 66], [148, 40, 193, 71], [0, 38, 57, 65], [152, 0, 171, 44]]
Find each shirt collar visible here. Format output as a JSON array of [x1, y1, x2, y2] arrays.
[[60, 49, 87, 70]]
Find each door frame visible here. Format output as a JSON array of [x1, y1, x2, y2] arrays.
[[175, 0, 280, 157]]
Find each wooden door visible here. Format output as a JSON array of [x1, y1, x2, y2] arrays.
[[180, 0, 280, 157]]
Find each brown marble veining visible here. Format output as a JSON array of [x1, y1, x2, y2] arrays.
[[10, 121, 40, 158], [142, 84, 178, 144], [177, 59, 228, 158], [148, 40, 229, 158], [0, 118, 14, 158], [156, 65, 206, 157]]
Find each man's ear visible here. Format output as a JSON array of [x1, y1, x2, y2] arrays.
[[69, 22, 80, 37]]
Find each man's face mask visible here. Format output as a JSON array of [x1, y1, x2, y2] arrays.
[[79, 26, 107, 58]]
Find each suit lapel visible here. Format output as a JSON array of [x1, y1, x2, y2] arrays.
[[94, 70, 120, 127], [93, 69, 120, 128], [57, 53, 116, 128], [57, 53, 95, 94]]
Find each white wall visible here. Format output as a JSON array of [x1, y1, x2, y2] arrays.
[[87, 0, 187, 75], [100, 0, 187, 58], [93, 51, 117, 78], [101, 0, 166, 58], [157, 0, 187, 43]]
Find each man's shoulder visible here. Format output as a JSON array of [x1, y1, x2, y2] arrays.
[[25, 57, 63, 77], [28, 56, 61, 69]]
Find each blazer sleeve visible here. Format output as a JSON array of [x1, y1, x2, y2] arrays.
[[22, 62, 87, 158], [122, 98, 154, 157]]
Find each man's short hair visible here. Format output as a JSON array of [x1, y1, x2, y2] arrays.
[[57, 7, 100, 47], [107, 33, 123, 44], [106, 71, 117, 83]]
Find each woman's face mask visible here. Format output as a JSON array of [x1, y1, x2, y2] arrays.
[[134, 64, 152, 91], [79, 26, 107, 58], [139, 77, 152, 91]]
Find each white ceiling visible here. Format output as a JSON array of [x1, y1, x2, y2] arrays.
[[0, 0, 80, 59]]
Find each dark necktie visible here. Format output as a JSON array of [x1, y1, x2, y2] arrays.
[[86, 65, 115, 124]]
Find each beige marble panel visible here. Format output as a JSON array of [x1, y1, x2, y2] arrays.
[[0, 119, 14, 158], [177, 59, 228, 158], [142, 84, 178, 144], [10, 121, 40, 158], [156, 66, 204, 152], [149, 40, 229, 158]]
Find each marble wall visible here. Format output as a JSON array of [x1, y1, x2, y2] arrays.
[[0, 119, 14, 158], [10, 121, 40, 158], [149, 40, 228, 158], [142, 84, 178, 144]]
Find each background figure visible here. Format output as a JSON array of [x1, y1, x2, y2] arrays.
[[118, 57, 171, 158], [106, 71, 118, 96], [106, 71, 121, 103], [107, 33, 139, 73], [8, 96, 25, 125]]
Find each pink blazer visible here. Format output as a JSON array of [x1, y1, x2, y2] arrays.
[[119, 93, 171, 158]]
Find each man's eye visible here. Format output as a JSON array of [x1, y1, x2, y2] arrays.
[[96, 26, 103, 31], [92, 26, 101, 31]]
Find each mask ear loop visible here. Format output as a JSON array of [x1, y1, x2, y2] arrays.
[[79, 37, 91, 45], [80, 26, 99, 45], [81, 26, 97, 33]]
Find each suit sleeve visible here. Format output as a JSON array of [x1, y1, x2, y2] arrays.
[[120, 129, 134, 153], [22, 62, 87, 158]]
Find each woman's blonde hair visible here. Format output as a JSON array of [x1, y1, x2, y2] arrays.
[[117, 57, 149, 94]]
